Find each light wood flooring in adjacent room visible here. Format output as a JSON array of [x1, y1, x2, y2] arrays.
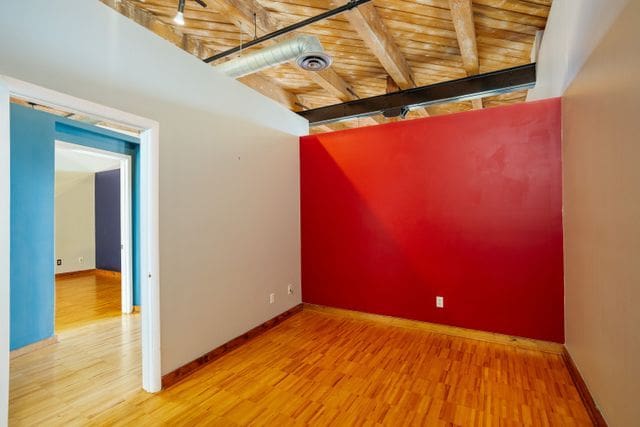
[[10, 273, 592, 426], [55, 271, 123, 332]]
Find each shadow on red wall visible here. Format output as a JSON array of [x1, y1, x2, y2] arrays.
[[300, 98, 564, 342]]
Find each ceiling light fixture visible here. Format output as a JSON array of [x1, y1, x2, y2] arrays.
[[174, 0, 185, 26]]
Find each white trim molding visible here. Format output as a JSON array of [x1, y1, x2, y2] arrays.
[[0, 75, 11, 427], [119, 153, 134, 315]]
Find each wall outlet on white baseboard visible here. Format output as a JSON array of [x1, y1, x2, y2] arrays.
[[269, 293, 275, 304], [78, 256, 84, 264], [436, 296, 444, 308], [287, 285, 293, 295]]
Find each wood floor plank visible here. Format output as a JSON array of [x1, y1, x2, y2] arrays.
[[10, 272, 592, 426]]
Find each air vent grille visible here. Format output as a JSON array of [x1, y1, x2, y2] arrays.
[[296, 52, 332, 72]]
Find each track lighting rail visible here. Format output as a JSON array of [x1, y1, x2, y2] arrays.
[[203, 0, 373, 63]]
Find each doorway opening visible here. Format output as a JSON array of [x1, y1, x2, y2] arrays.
[[54, 141, 134, 332], [6, 98, 150, 423], [1, 75, 161, 424]]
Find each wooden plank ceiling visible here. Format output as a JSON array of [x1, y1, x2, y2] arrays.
[[102, 0, 551, 132]]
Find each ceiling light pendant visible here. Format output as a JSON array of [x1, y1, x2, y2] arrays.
[[174, 11, 185, 25], [174, 0, 186, 25]]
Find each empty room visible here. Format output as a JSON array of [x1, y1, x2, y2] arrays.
[[0, 0, 637, 426]]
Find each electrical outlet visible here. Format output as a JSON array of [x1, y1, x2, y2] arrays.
[[287, 285, 293, 295], [436, 296, 444, 308], [269, 293, 275, 304], [56, 259, 62, 266], [78, 256, 84, 264]]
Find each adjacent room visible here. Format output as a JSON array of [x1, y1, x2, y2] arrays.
[[55, 142, 127, 329], [1, 0, 638, 426]]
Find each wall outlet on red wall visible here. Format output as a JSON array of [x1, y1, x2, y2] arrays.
[[436, 296, 444, 308]]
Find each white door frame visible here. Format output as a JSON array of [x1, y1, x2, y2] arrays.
[[0, 76, 161, 426], [0, 76, 11, 427], [54, 141, 134, 314], [119, 151, 134, 315]]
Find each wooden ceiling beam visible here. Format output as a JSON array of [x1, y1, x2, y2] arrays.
[[449, 0, 480, 75], [412, 108, 430, 118], [308, 69, 358, 102], [336, 1, 429, 117], [340, 1, 415, 90], [211, 0, 278, 35], [101, 0, 302, 111], [449, 0, 483, 110], [239, 74, 302, 111], [311, 124, 334, 133]]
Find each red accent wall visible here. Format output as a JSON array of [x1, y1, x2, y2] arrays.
[[300, 98, 564, 342]]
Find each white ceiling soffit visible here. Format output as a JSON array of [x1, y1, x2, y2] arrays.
[[55, 141, 121, 173]]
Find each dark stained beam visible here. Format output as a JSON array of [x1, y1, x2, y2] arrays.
[[298, 64, 536, 124]]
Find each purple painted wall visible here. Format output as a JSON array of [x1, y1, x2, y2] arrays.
[[95, 169, 121, 272]]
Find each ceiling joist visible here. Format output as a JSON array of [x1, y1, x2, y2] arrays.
[[239, 74, 302, 111], [339, 1, 415, 90], [449, 0, 484, 110], [336, 1, 430, 117]]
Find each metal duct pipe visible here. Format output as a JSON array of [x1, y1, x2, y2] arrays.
[[214, 35, 332, 78], [204, 0, 371, 63]]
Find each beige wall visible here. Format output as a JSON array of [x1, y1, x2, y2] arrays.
[[563, 1, 640, 425], [55, 172, 96, 274], [528, 0, 629, 100]]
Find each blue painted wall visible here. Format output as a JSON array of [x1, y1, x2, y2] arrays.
[[10, 105, 56, 350], [95, 169, 121, 272], [10, 105, 141, 350]]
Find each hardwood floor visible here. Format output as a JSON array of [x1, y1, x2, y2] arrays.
[[55, 271, 122, 332], [10, 272, 138, 426], [10, 275, 592, 425]]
